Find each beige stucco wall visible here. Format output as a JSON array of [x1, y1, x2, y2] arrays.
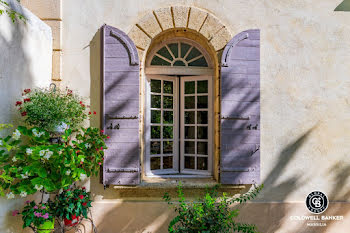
[[3, 0, 350, 232]]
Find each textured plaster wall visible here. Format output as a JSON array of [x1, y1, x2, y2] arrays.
[[5, 0, 345, 232], [62, 0, 350, 200], [0, 1, 52, 232]]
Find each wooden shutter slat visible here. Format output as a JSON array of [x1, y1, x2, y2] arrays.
[[102, 24, 140, 186], [220, 29, 260, 185]]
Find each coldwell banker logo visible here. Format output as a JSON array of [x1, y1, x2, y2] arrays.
[[306, 191, 328, 214], [289, 191, 344, 227]]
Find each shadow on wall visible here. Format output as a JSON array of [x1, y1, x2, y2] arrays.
[[236, 125, 350, 233], [335, 0, 350, 11]]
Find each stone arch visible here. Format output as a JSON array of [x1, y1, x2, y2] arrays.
[[127, 6, 232, 62]]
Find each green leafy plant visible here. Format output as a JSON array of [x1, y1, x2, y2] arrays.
[[13, 201, 54, 229], [163, 183, 264, 233], [16, 88, 94, 133], [0, 125, 108, 198], [49, 186, 92, 221], [0, 0, 26, 23]]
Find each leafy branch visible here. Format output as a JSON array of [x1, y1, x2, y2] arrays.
[[0, 0, 26, 23], [228, 184, 264, 204]]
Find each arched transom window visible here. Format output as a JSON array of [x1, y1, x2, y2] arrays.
[[148, 40, 210, 68]]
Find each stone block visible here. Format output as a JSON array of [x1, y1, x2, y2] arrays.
[[172, 6, 189, 28], [199, 14, 223, 41], [210, 27, 232, 51], [154, 7, 173, 30], [137, 13, 162, 38], [21, 0, 61, 19], [188, 7, 207, 31], [128, 26, 151, 50], [44, 20, 61, 50], [52, 50, 62, 80]]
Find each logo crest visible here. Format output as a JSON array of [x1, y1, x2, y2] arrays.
[[306, 191, 328, 214]]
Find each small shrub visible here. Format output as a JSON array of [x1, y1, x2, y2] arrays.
[[163, 183, 263, 233]]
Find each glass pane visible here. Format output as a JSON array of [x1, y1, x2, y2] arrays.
[[151, 157, 161, 170], [197, 111, 208, 124], [151, 79, 161, 93], [163, 96, 173, 109], [163, 111, 173, 124], [186, 47, 201, 61], [151, 141, 161, 154], [168, 43, 179, 58], [185, 141, 195, 154], [185, 126, 195, 139], [151, 126, 160, 139], [181, 43, 191, 58], [185, 81, 195, 94], [197, 126, 208, 139], [151, 95, 161, 108], [185, 96, 195, 109], [197, 142, 208, 155], [163, 81, 173, 94], [173, 60, 186, 66], [185, 111, 195, 124], [185, 156, 195, 169], [197, 80, 208, 93], [151, 56, 171, 66], [188, 56, 208, 67], [163, 156, 173, 169], [197, 96, 208, 108], [163, 126, 173, 139], [157, 46, 173, 61], [163, 141, 173, 154], [151, 110, 161, 123], [197, 157, 208, 170]]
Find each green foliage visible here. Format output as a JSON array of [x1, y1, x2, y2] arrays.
[[0, 123, 13, 131], [16, 88, 92, 133], [0, 125, 108, 197], [19, 201, 54, 228], [0, 0, 26, 23], [49, 187, 92, 220], [163, 183, 264, 233]]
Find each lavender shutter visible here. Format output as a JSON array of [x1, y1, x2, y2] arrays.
[[101, 25, 140, 185], [220, 29, 260, 185]]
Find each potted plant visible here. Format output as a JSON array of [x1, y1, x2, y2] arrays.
[[0, 86, 108, 232], [16, 87, 93, 135], [49, 186, 92, 227], [13, 201, 55, 233]]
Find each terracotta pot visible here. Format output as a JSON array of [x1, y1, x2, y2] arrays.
[[37, 219, 54, 233], [64, 214, 80, 227]]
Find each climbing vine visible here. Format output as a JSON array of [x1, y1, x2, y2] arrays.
[[0, 0, 26, 23]]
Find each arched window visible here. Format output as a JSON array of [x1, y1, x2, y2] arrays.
[[145, 37, 213, 177], [146, 38, 213, 76], [150, 41, 209, 67]]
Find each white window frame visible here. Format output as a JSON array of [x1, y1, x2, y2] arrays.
[[145, 74, 213, 177], [180, 76, 213, 176], [145, 75, 179, 176]]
